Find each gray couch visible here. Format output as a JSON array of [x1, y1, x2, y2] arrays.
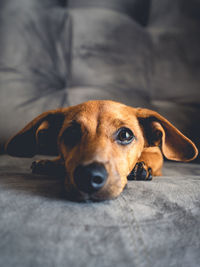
[[0, 0, 200, 266]]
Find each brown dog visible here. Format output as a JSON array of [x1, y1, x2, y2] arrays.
[[5, 100, 198, 201]]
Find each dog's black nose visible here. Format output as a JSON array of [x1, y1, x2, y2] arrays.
[[74, 162, 108, 194]]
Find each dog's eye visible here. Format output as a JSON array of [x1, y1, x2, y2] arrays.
[[63, 123, 82, 147], [116, 127, 135, 145]]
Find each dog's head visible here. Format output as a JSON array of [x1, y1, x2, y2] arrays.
[[5, 100, 198, 201]]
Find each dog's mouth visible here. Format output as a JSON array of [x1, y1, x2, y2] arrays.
[[64, 177, 127, 202], [65, 188, 106, 202], [64, 179, 121, 202]]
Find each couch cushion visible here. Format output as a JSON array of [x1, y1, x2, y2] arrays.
[[0, 0, 199, 158], [0, 155, 200, 267], [67, 0, 150, 26], [0, 6, 71, 143], [148, 0, 200, 152], [0, 4, 153, 146], [67, 8, 153, 108]]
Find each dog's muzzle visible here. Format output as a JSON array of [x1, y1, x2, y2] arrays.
[[74, 162, 108, 194]]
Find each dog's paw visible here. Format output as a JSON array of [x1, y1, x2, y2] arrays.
[[127, 162, 152, 181], [31, 159, 65, 176], [31, 160, 52, 175]]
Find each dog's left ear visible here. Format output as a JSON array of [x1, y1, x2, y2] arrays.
[[136, 108, 198, 162], [5, 109, 66, 157]]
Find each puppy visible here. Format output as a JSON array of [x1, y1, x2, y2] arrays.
[[5, 100, 198, 201]]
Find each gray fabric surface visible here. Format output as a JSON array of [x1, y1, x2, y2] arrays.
[[67, 8, 152, 107], [148, 0, 200, 148], [0, 155, 200, 267], [0, 0, 200, 153], [0, 4, 72, 141], [0, 4, 153, 141]]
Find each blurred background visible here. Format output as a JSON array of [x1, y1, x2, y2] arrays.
[[0, 0, 200, 158]]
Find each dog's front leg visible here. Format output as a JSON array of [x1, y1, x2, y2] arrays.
[[31, 156, 65, 177]]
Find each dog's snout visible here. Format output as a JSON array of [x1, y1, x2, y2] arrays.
[[74, 162, 108, 194]]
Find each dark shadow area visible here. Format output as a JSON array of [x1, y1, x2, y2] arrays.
[[181, 0, 200, 19], [0, 171, 67, 201]]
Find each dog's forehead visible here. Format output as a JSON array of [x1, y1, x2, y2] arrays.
[[64, 100, 138, 129]]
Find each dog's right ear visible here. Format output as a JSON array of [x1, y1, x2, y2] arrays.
[[136, 108, 198, 162], [5, 109, 66, 157]]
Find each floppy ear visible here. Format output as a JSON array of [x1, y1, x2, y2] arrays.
[[136, 108, 198, 162], [5, 109, 65, 157]]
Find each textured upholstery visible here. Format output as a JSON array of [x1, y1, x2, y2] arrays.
[[0, 0, 200, 150], [0, 155, 200, 267]]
